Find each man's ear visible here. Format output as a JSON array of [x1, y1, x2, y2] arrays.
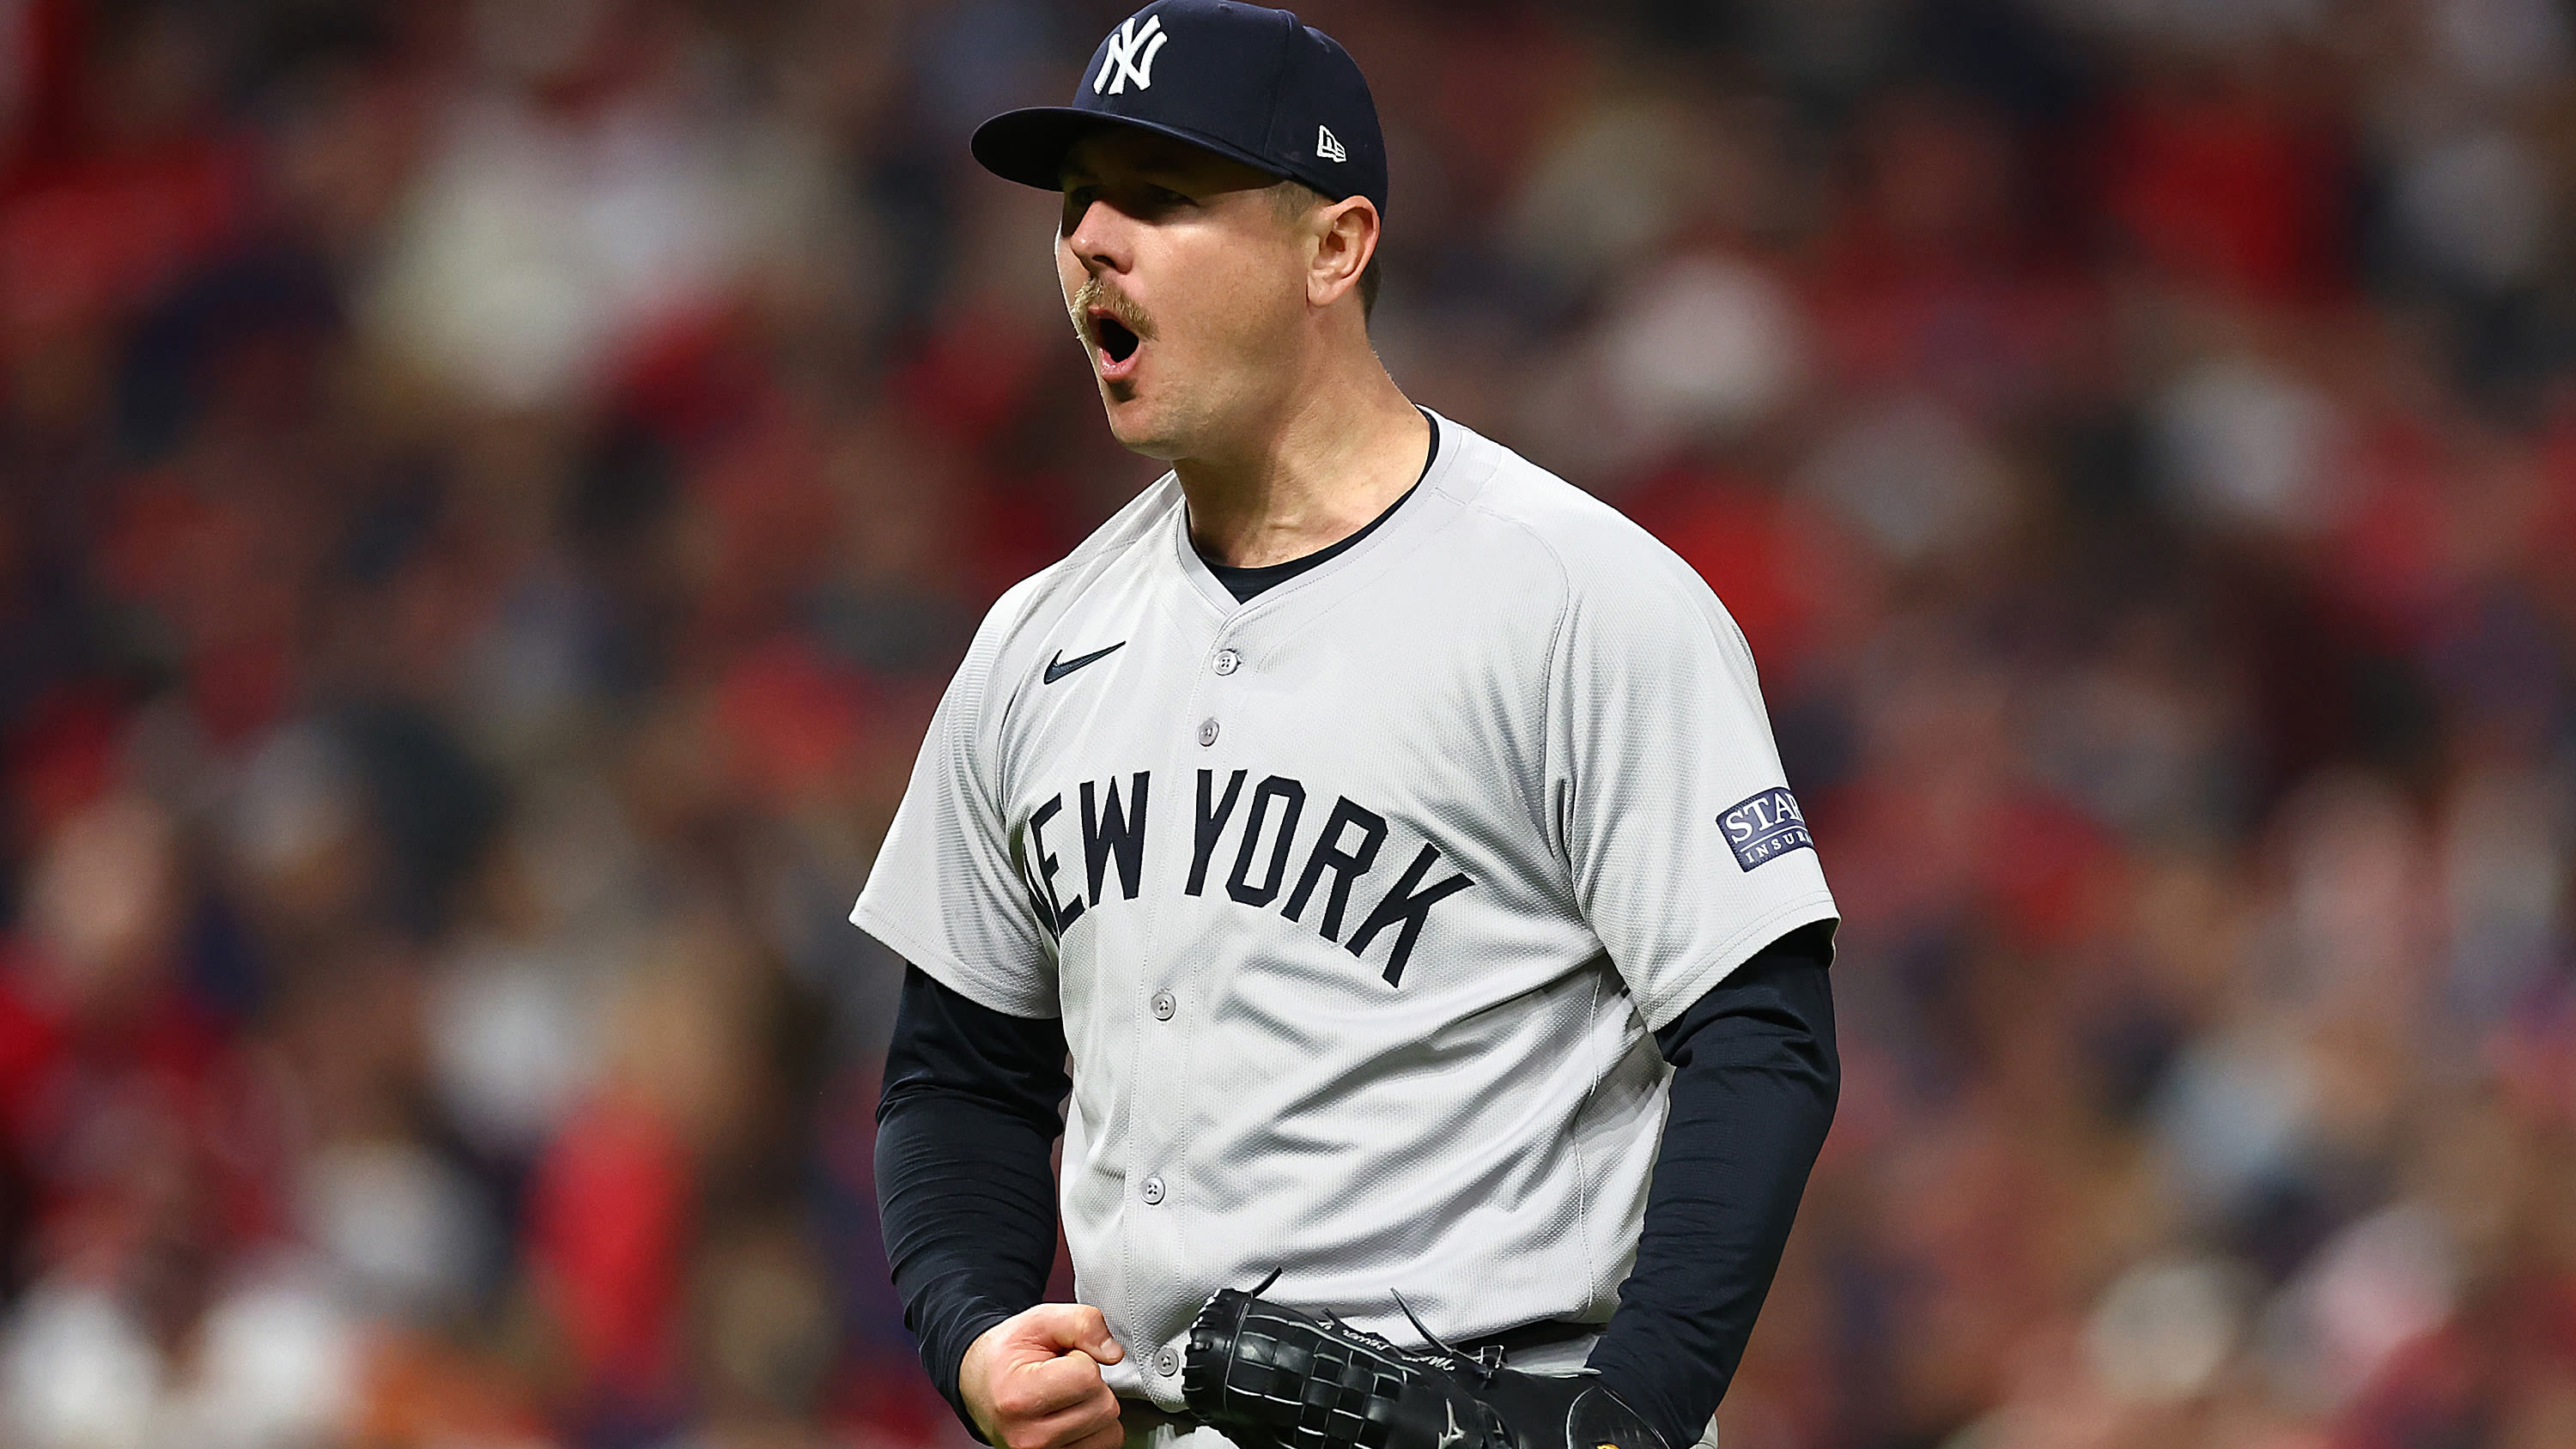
[[1309, 196, 1379, 309]]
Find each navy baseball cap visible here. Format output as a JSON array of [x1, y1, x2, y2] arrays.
[[970, 0, 1388, 217]]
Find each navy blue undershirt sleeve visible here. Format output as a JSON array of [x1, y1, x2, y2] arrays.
[[1586, 920, 1840, 1449], [875, 966, 1072, 1438]]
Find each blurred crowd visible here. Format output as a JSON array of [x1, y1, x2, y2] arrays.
[[2, 0, 2573, 1446]]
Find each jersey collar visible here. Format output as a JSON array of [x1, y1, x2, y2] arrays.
[[1168, 407, 1485, 619]]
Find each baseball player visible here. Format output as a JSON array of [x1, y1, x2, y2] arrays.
[[858, 7, 1840, 1449]]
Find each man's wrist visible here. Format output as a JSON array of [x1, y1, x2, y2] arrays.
[[1583, 1345, 1704, 1449]]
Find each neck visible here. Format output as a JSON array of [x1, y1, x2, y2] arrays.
[[1173, 349, 1428, 568]]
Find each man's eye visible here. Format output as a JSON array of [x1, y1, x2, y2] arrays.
[[1151, 186, 1192, 208]]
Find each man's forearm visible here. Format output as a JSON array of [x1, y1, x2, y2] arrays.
[[1586, 925, 1839, 1448], [877, 966, 1073, 1431]]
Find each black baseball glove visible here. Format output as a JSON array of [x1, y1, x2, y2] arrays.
[[1181, 1288, 1672, 1449]]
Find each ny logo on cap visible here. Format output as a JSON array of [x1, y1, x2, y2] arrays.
[[1094, 14, 1169, 95]]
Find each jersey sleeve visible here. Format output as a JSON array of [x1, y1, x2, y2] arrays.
[[850, 582, 1060, 1019], [1546, 545, 1837, 1031]]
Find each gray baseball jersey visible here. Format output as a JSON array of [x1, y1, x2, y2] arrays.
[[850, 411, 1836, 1411]]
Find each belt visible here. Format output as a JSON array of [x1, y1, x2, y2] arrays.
[[1457, 1317, 1603, 1361]]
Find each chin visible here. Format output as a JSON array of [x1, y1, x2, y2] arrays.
[[1100, 390, 1191, 461]]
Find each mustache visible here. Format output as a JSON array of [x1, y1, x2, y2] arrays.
[[1069, 277, 1155, 341]]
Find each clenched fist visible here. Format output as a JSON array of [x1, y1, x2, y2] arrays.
[[960, 1303, 1128, 1449]]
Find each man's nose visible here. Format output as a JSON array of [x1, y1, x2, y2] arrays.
[[1066, 200, 1131, 275]]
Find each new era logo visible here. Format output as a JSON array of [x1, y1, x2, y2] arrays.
[[1718, 787, 1814, 871], [1316, 124, 1346, 162], [1094, 14, 1169, 95]]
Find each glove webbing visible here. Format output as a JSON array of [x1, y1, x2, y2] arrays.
[[1185, 1291, 1514, 1449]]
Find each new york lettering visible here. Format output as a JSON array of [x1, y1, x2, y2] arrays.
[[1018, 767, 1474, 985], [1024, 773, 1150, 931]]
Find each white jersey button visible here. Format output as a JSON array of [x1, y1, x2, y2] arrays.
[[1197, 718, 1220, 747], [1151, 990, 1176, 1021], [1141, 1175, 1166, 1205], [1154, 1346, 1180, 1377], [1213, 649, 1241, 676]]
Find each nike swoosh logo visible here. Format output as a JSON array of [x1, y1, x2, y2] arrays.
[[1043, 642, 1125, 683]]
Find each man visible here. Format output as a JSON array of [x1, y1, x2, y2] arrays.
[[857, 6, 1840, 1449]]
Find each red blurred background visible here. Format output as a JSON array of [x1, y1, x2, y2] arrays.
[[2, 2, 2573, 1446]]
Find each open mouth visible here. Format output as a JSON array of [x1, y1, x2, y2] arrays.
[[1093, 313, 1141, 366]]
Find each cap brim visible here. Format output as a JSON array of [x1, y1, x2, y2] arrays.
[[969, 106, 1297, 194]]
